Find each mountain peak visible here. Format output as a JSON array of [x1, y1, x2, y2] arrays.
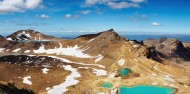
[[76, 29, 125, 43], [107, 28, 114, 32], [6, 30, 54, 41], [99, 29, 115, 34], [97, 29, 125, 42]]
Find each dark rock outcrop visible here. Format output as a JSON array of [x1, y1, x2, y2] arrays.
[[0, 83, 35, 94], [146, 47, 164, 62], [144, 37, 190, 62]]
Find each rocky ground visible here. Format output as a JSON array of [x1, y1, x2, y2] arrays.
[[0, 29, 190, 94]]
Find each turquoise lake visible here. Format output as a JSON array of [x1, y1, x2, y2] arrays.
[[119, 68, 130, 76], [100, 82, 113, 88], [119, 85, 175, 94]]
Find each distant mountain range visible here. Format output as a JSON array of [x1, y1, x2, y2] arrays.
[[60, 34, 190, 43], [1, 31, 190, 43]]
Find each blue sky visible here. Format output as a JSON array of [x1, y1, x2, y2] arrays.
[[0, 0, 190, 35]]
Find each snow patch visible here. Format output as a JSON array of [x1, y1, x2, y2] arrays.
[[23, 76, 32, 85], [95, 54, 104, 63], [87, 38, 95, 43], [0, 48, 5, 52], [129, 41, 134, 44], [42, 64, 51, 68], [110, 89, 117, 94], [16, 31, 31, 40], [34, 45, 92, 58], [162, 42, 165, 45], [82, 46, 90, 51], [24, 50, 30, 53], [163, 75, 175, 82], [12, 48, 21, 52], [92, 68, 107, 76], [42, 68, 49, 74], [117, 58, 125, 66], [6, 38, 12, 41], [108, 71, 117, 78], [33, 45, 46, 54], [49, 56, 105, 68], [58, 43, 62, 48], [47, 65, 81, 94], [133, 44, 139, 48]]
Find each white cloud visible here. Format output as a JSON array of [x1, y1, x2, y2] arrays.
[[131, 0, 146, 3], [84, 0, 142, 9], [85, 0, 109, 6], [107, 2, 140, 9], [152, 22, 162, 26], [85, 0, 98, 6], [0, 0, 42, 14], [25, 0, 42, 9], [65, 14, 80, 19], [40, 14, 49, 19], [81, 10, 91, 15], [65, 14, 72, 18]]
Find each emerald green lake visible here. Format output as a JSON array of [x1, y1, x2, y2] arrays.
[[100, 82, 113, 88], [119, 68, 130, 76], [119, 85, 175, 94]]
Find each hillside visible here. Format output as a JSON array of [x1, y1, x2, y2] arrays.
[[6, 30, 56, 41], [0, 29, 190, 94]]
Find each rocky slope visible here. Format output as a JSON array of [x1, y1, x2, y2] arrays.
[[0, 35, 6, 41], [6, 29, 56, 41], [0, 29, 190, 94], [0, 83, 34, 94], [0, 35, 8, 48], [144, 38, 190, 63]]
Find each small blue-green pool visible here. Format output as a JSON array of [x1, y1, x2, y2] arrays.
[[119, 85, 175, 94], [119, 68, 130, 76], [100, 82, 113, 88]]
